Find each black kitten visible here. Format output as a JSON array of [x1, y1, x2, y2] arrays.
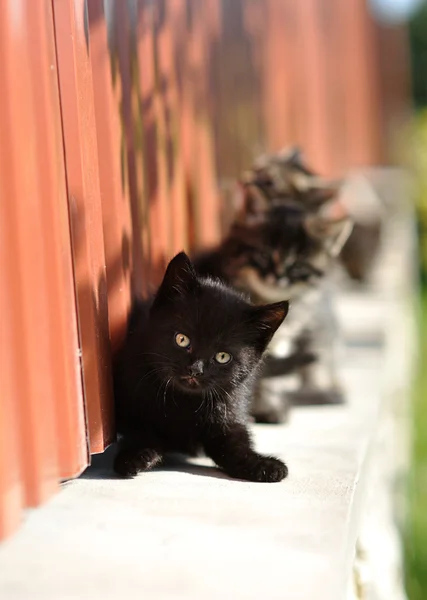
[[113, 252, 289, 483]]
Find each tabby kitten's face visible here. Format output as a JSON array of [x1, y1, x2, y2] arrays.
[[229, 184, 352, 304], [229, 204, 327, 303]]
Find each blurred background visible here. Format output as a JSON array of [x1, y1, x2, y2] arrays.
[[400, 1, 427, 598], [1, 0, 427, 597]]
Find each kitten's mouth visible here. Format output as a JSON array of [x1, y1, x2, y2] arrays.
[[239, 267, 292, 301], [179, 376, 200, 388]]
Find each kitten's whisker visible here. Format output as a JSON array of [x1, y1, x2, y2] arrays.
[[217, 384, 233, 403], [214, 385, 232, 423], [215, 387, 226, 423], [132, 367, 168, 397], [209, 389, 215, 422], [210, 390, 215, 422], [133, 352, 172, 361], [163, 377, 172, 415], [201, 390, 210, 420], [171, 284, 185, 296], [215, 383, 233, 405], [154, 376, 168, 413], [195, 393, 206, 414], [171, 383, 179, 408]]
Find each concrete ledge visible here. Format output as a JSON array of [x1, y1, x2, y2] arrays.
[[0, 292, 406, 600], [0, 173, 414, 600]]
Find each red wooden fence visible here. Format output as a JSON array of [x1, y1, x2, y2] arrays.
[[0, 0, 409, 540]]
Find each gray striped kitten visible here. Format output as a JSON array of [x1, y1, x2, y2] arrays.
[[196, 148, 352, 423]]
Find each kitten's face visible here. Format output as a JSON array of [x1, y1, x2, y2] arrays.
[[144, 253, 288, 394], [231, 204, 327, 303]]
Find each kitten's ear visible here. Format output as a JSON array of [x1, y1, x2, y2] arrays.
[[153, 252, 198, 307], [279, 146, 303, 165], [235, 183, 269, 224], [303, 201, 353, 257], [306, 180, 343, 207], [249, 300, 289, 351]]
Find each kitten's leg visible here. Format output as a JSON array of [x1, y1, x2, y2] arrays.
[[252, 376, 291, 424], [251, 352, 317, 424], [203, 424, 288, 483], [114, 431, 163, 478], [295, 329, 344, 405]]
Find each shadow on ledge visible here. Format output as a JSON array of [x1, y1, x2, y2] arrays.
[[77, 444, 230, 482]]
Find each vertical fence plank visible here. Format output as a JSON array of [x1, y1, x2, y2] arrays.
[[157, 0, 189, 256], [335, 0, 384, 168], [87, 0, 133, 353], [259, 0, 297, 153], [53, 0, 114, 454], [173, 0, 199, 248], [150, 1, 174, 265], [374, 21, 411, 160], [185, 0, 220, 250], [0, 0, 57, 507], [113, 1, 152, 295], [0, 0, 89, 524], [294, 0, 335, 175], [209, 1, 263, 230], [30, 1, 88, 479], [0, 165, 24, 539]]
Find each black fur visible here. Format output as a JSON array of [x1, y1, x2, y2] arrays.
[[113, 252, 289, 483]]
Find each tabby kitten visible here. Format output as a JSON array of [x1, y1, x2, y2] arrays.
[[113, 252, 289, 482], [241, 146, 342, 210], [195, 153, 352, 423], [247, 147, 378, 283]]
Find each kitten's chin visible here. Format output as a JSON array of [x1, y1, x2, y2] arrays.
[[238, 267, 293, 301], [176, 376, 205, 393]]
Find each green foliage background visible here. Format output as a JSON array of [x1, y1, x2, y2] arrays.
[[405, 4, 427, 597]]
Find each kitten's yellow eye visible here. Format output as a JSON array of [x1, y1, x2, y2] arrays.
[[215, 352, 232, 364], [175, 333, 191, 348]]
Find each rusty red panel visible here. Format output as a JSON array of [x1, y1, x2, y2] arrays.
[[0, 0, 57, 508], [0, 182, 24, 538], [317, 0, 349, 176], [87, 0, 132, 353], [29, 1, 88, 480], [255, 0, 297, 153], [156, 0, 189, 256], [112, 2, 152, 295], [374, 21, 411, 160], [171, 0, 199, 248], [120, 0, 174, 287], [145, 1, 173, 271], [181, 0, 220, 250], [292, 0, 336, 175], [53, 0, 114, 454], [0, 0, 89, 528], [334, 0, 383, 168]]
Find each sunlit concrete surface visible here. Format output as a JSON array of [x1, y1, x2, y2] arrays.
[[0, 174, 413, 600], [0, 284, 410, 600]]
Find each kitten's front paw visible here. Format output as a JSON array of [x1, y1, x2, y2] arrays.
[[114, 448, 161, 478], [228, 455, 288, 483]]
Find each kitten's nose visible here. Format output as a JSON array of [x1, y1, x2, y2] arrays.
[[188, 360, 204, 377]]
